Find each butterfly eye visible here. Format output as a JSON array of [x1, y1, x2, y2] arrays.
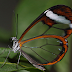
[[14, 41, 17, 45]]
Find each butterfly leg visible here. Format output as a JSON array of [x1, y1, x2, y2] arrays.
[[16, 51, 21, 68], [1, 50, 11, 68]]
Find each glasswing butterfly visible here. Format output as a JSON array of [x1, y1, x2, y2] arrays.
[[1, 5, 72, 70]]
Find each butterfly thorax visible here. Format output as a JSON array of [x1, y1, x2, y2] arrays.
[[11, 37, 20, 53]]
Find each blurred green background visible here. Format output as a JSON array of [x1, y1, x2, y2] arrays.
[[0, 0, 72, 72]]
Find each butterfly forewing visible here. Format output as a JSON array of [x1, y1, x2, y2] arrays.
[[19, 5, 72, 43]]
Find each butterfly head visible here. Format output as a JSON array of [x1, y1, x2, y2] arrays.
[[11, 37, 20, 53]]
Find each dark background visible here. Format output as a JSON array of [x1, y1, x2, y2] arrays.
[[0, 0, 19, 47]]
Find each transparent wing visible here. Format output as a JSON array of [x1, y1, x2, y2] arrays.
[[18, 5, 70, 68], [20, 35, 68, 65], [19, 5, 72, 42]]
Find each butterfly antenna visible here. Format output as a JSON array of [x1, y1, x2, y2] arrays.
[[16, 14, 18, 38], [13, 10, 18, 38]]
